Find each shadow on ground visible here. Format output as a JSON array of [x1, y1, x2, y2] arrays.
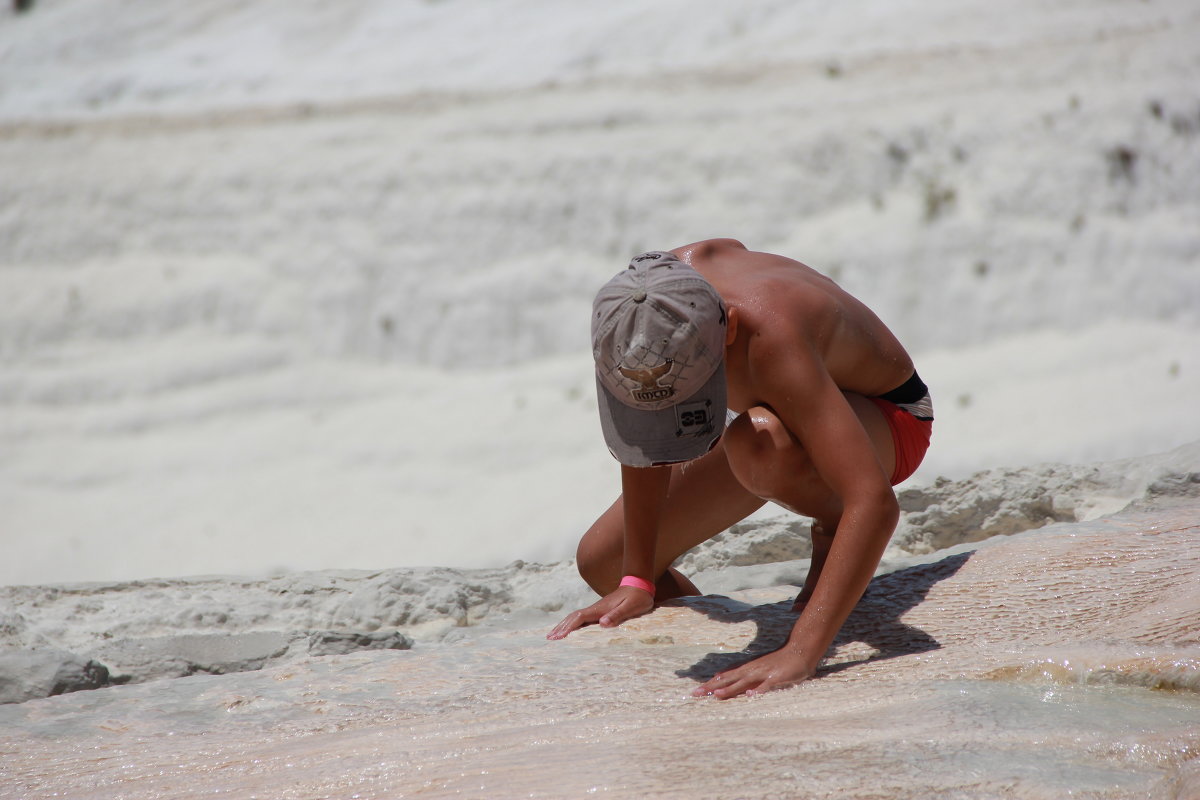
[[675, 551, 971, 683]]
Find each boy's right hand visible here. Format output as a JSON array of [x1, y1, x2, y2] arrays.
[[546, 585, 655, 640]]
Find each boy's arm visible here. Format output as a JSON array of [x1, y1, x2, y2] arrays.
[[694, 476, 896, 696], [696, 346, 899, 698], [547, 464, 671, 640], [615, 463, 671, 584]]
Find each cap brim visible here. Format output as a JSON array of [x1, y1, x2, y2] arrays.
[[596, 361, 727, 467]]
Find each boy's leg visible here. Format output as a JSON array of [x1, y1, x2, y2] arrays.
[[721, 392, 896, 611], [791, 520, 835, 611], [575, 438, 767, 601], [577, 391, 894, 604]]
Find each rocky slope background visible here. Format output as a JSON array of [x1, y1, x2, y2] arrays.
[[2, 442, 1195, 706]]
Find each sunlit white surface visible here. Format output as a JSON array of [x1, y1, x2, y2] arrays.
[[1, 2, 1198, 583]]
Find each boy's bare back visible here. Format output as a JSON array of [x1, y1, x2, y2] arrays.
[[673, 238, 915, 411]]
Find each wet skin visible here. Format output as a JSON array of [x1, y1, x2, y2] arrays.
[[549, 239, 908, 699]]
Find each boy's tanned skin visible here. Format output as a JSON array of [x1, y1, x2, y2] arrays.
[[547, 238, 914, 699]]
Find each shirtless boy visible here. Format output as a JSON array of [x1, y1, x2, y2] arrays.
[[546, 239, 933, 699]]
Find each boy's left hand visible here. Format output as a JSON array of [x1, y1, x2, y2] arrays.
[[691, 647, 819, 699], [546, 586, 655, 640]]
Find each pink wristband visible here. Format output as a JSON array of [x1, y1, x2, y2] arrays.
[[619, 575, 656, 597]]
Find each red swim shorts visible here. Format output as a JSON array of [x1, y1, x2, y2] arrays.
[[867, 397, 933, 485]]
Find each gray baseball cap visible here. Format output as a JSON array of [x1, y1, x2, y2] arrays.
[[592, 251, 727, 467]]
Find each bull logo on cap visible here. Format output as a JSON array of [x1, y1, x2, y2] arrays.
[[619, 359, 675, 403]]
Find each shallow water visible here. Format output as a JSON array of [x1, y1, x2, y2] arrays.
[[2, 504, 1198, 799], [2, 636, 1197, 799]]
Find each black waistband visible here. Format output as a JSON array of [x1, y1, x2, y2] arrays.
[[878, 371, 928, 406]]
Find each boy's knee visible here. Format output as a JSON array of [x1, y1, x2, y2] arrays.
[[724, 407, 815, 501], [575, 521, 621, 592]]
